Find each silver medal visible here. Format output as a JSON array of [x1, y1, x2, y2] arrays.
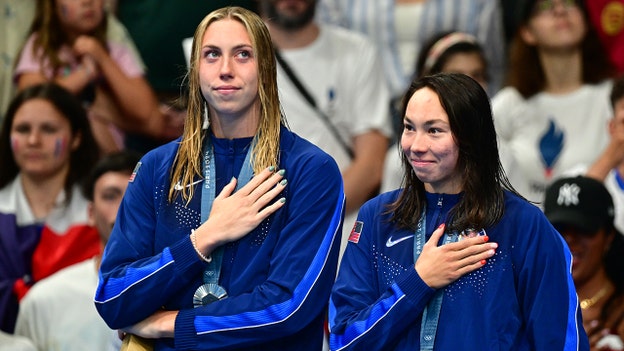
[[193, 283, 228, 307]]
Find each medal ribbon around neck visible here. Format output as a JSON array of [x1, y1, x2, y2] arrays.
[[413, 208, 459, 350], [193, 135, 255, 307]]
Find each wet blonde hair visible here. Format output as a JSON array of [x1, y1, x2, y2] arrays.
[[168, 6, 283, 203]]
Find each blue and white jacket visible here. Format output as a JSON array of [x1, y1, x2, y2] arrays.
[[95, 127, 344, 350], [329, 191, 588, 350]]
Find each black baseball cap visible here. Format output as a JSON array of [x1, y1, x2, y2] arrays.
[[544, 176, 615, 233]]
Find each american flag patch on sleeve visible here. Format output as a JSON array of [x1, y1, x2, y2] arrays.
[[348, 221, 363, 244], [129, 162, 142, 183]]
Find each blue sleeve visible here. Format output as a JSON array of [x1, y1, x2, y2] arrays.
[[174, 150, 345, 350], [328, 199, 435, 351], [509, 204, 588, 350], [95, 141, 346, 350], [94, 147, 203, 329]]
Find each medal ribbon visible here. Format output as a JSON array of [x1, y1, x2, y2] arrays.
[[413, 208, 458, 351], [200, 135, 254, 287]]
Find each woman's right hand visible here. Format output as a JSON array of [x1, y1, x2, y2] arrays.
[[415, 224, 497, 289], [192, 166, 287, 255]]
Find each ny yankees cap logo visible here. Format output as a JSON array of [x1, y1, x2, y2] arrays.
[[544, 176, 615, 233], [557, 183, 580, 207]]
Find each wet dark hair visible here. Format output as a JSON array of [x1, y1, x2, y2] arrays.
[[388, 73, 523, 231], [0, 83, 100, 202], [82, 151, 142, 201]]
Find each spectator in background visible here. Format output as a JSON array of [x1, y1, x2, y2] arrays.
[[415, 31, 489, 91], [544, 176, 624, 351], [94, 7, 343, 350], [565, 75, 624, 235], [0, 0, 142, 127], [492, 0, 616, 205], [13, 0, 174, 154], [382, 31, 490, 193], [0, 83, 100, 333], [14, 151, 141, 351], [107, 0, 258, 154], [316, 0, 506, 112], [259, 0, 392, 255]]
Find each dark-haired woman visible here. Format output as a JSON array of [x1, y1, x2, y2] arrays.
[[0, 83, 101, 333], [329, 73, 588, 350]]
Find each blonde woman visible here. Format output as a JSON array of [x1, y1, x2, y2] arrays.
[[94, 6, 345, 351]]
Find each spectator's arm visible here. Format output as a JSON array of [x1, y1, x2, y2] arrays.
[[342, 130, 388, 214]]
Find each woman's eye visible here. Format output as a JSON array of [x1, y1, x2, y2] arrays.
[[101, 190, 122, 201], [237, 50, 252, 59], [13, 124, 31, 133], [429, 128, 441, 134], [41, 124, 59, 134], [203, 50, 219, 59]]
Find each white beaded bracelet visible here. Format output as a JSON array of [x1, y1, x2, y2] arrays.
[[190, 229, 212, 263]]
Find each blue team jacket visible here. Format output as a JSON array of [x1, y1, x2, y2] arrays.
[[95, 127, 345, 350], [329, 191, 588, 351]]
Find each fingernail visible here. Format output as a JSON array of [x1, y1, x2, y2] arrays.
[[589, 320, 599, 328], [483, 236, 489, 242], [230, 176, 236, 182], [480, 259, 486, 265], [279, 197, 286, 203], [268, 166, 275, 172], [278, 169, 286, 176], [280, 179, 287, 186], [438, 223, 445, 229]]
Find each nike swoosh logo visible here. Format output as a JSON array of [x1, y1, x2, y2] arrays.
[[386, 234, 415, 247], [173, 179, 203, 191]]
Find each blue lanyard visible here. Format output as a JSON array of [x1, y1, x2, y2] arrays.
[[413, 208, 458, 351], [200, 135, 254, 286]]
